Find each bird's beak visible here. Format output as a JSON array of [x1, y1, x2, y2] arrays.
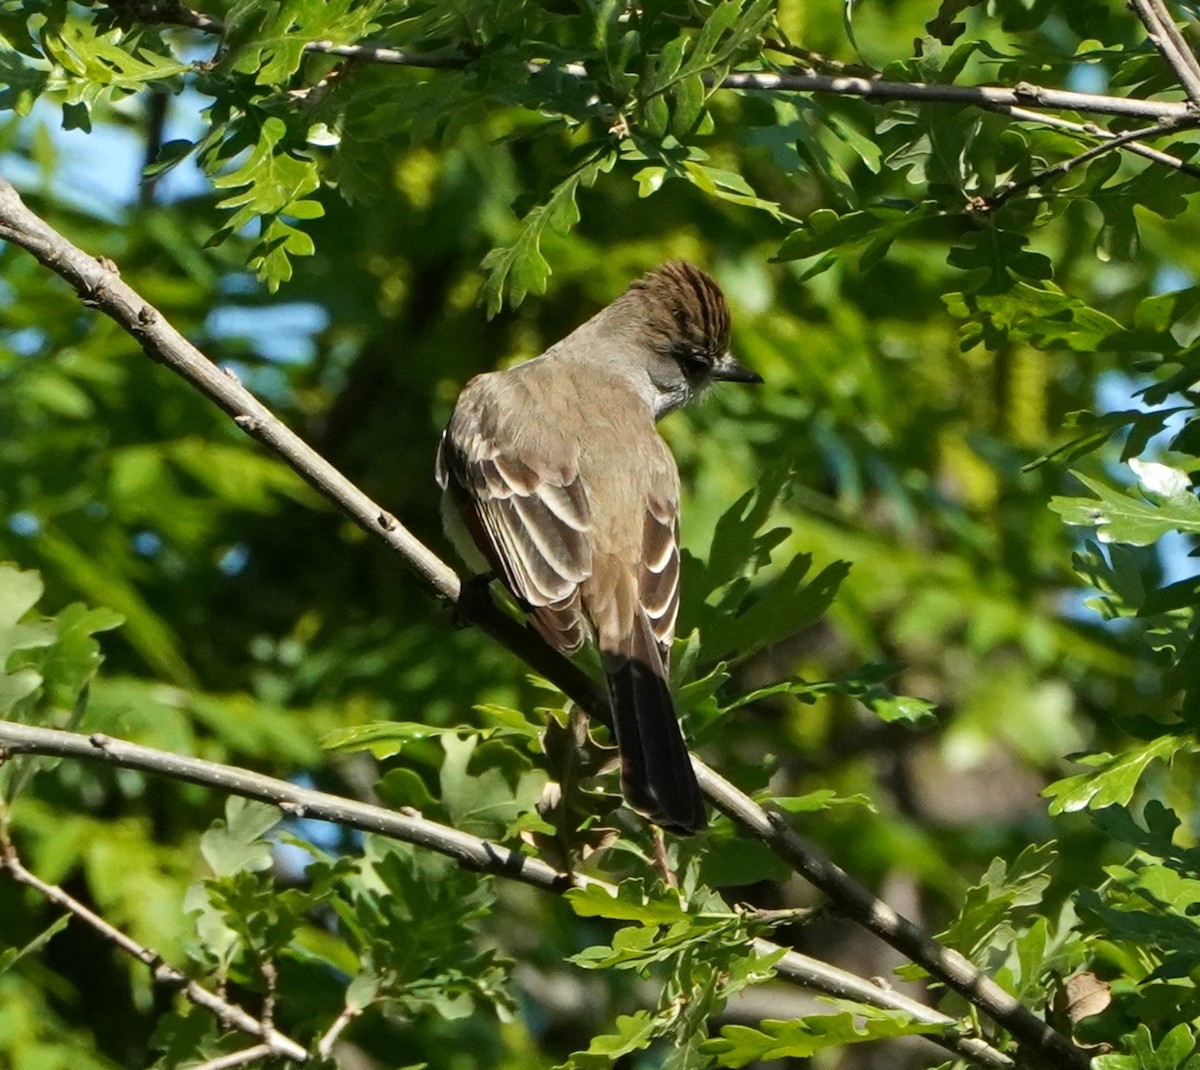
[[711, 351, 763, 384]]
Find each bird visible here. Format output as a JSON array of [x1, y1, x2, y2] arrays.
[[436, 262, 762, 833]]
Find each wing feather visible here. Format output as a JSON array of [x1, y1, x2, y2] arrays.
[[639, 497, 680, 664], [439, 387, 593, 654]]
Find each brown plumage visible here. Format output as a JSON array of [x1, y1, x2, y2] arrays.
[[437, 262, 761, 833]]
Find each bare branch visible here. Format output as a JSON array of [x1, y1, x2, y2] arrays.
[[1129, 0, 1200, 105], [0, 833, 308, 1063], [108, 0, 1196, 121], [984, 103, 1200, 177], [982, 119, 1196, 211], [714, 69, 1192, 120], [761, 38, 872, 77], [0, 174, 1074, 1068], [0, 175, 605, 724], [305, 40, 470, 68], [259, 958, 278, 1034], [0, 720, 1012, 1069], [697, 764, 1087, 1070], [189, 1045, 276, 1070], [316, 1005, 361, 1060]]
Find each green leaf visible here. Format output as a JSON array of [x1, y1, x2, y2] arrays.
[[38, 16, 189, 107], [704, 1005, 944, 1066], [220, 0, 385, 84], [772, 790, 874, 813], [775, 204, 935, 262], [947, 225, 1053, 292], [940, 843, 1055, 962], [0, 564, 55, 664], [480, 149, 617, 316], [323, 720, 471, 758], [867, 693, 937, 725], [199, 798, 281, 878], [1043, 735, 1192, 815], [670, 74, 706, 136], [437, 732, 546, 839], [1023, 408, 1186, 471], [681, 160, 787, 219], [0, 565, 122, 740], [709, 556, 849, 663], [555, 1011, 657, 1070], [1050, 464, 1200, 546], [206, 115, 324, 290], [946, 282, 1125, 354], [0, 48, 50, 116], [37, 528, 193, 687], [565, 880, 692, 926], [1090, 801, 1200, 875], [1094, 1023, 1199, 1070], [0, 915, 71, 975]]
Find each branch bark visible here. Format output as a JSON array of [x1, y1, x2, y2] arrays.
[[0, 720, 1013, 1070], [714, 69, 1192, 121], [0, 174, 1080, 1068], [983, 103, 1200, 177], [1129, 0, 1200, 105], [697, 764, 1083, 1069], [110, 0, 1198, 122], [983, 119, 1196, 211], [0, 832, 308, 1063], [0, 176, 603, 720], [187, 1044, 276, 1070]]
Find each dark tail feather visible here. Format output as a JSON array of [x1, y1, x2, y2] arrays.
[[603, 616, 706, 834]]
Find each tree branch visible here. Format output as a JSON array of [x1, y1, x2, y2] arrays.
[[1129, 0, 1200, 105], [0, 720, 1012, 1069], [0, 175, 604, 721], [109, 0, 1197, 122], [714, 69, 1192, 121], [983, 103, 1200, 177], [696, 764, 1085, 1069], [0, 174, 1078, 1068], [0, 831, 308, 1063], [982, 119, 1196, 211], [316, 1004, 361, 1061], [189, 1045, 275, 1070]]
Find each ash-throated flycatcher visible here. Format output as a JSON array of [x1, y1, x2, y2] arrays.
[[437, 262, 761, 833]]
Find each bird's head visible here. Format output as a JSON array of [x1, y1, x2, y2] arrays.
[[622, 261, 762, 417]]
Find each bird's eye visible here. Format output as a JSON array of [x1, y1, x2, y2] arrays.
[[676, 345, 712, 374]]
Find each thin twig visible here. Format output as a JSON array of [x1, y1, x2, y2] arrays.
[[110, 0, 1196, 121], [0, 174, 1073, 1069], [1129, 0, 1200, 105], [760, 37, 872, 77], [0, 175, 605, 721], [189, 1045, 276, 1070], [305, 40, 470, 68], [317, 1004, 361, 1060], [982, 118, 1196, 211], [696, 764, 1085, 1070], [983, 103, 1200, 177], [0, 721, 1012, 1069], [259, 958, 277, 1033], [749, 905, 824, 926], [1156, 1, 1200, 88], [0, 832, 308, 1063], [714, 69, 1192, 120]]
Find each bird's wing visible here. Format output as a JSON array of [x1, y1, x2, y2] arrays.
[[638, 491, 680, 667], [437, 389, 593, 654]]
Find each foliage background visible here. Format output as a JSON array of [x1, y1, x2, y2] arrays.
[[3, 0, 1200, 1067]]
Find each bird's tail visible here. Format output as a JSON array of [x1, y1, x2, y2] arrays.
[[602, 610, 706, 834]]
